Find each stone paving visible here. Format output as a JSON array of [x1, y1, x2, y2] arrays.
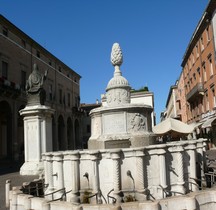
[[0, 169, 38, 210]]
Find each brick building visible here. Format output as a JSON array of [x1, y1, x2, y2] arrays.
[[182, 0, 216, 126], [0, 15, 82, 163], [163, 0, 216, 145]]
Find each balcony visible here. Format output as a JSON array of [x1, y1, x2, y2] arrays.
[[0, 77, 21, 98], [186, 83, 204, 102]]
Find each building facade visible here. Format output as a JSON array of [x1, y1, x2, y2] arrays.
[[182, 0, 216, 126], [163, 73, 187, 123], [176, 71, 187, 123], [163, 0, 216, 145], [164, 83, 178, 120], [0, 15, 82, 163]]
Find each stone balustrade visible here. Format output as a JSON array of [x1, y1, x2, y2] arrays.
[[42, 139, 207, 203], [9, 187, 216, 210]]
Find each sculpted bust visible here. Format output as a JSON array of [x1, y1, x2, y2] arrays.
[[26, 64, 47, 105]]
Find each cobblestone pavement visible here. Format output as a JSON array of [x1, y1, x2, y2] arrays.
[[0, 170, 38, 210]]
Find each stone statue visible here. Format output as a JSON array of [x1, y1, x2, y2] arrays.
[[26, 63, 48, 106]]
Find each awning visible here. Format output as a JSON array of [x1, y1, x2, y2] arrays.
[[153, 118, 194, 135], [201, 117, 216, 129], [190, 122, 203, 129]]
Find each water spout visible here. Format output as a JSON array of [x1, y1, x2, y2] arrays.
[[83, 172, 89, 188], [127, 170, 135, 191], [52, 173, 58, 178]]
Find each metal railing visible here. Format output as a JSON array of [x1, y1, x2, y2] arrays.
[[44, 188, 67, 202], [20, 179, 48, 197], [205, 171, 216, 187]]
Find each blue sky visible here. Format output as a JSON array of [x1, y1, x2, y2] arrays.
[[1, 1, 209, 123]]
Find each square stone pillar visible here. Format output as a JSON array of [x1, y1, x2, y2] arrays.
[[19, 105, 55, 175]]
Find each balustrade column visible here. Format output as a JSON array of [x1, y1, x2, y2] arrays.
[[168, 145, 185, 195], [42, 154, 47, 180], [135, 149, 145, 201], [45, 153, 54, 194], [53, 153, 64, 194], [68, 151, 80, 203], [196, 140, 204, 182], [90, 150, 101, 204], [147, 146, 167, 199], [158, 149, 167, 190], [186, 143, 198, 192], [111, 149, 121, 203], [202, 140, 207, 174]]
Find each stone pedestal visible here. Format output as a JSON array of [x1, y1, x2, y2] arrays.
[[88, 105, 156, 150], [19, 105, 55, 175]]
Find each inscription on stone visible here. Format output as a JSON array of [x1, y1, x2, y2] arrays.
[[103, 113, 125, 134]]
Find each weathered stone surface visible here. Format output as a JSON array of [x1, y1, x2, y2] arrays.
[[19, 105, 55, 175], [26, 63, 47, 106], [88, 43, 156, 149]]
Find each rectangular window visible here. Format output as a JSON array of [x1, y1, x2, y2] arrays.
[[2, 26, 8, 36], [206, 92, 209, 111], [202, 62, 207, 82], [189, 58, 191, 69], [196, 44, 199, 58], [21, 70, 26, 90], [206, 27, 210, 42], [178, 101, 181, 110], [208, 55, 213, 76], [193, 73, 196, 81], [2, 61, 8, 79], [200, 36, 204, 51], [49, 84, 53, 101], [67, 93, 70, 107], [59, 89, 62, 104], [197, 67, 201, 82], [75, 95, 80, 107], [21, 39, 26, 48], [36, 50, 40, 58], [212, 87, 216, 107], [192, 52, 195, 64]]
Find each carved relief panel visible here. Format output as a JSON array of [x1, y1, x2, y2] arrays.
[[128, 113, 147, 132], [106, 88, 130, 106]]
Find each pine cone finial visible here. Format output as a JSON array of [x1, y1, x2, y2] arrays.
[[111, 43, 123, 67]]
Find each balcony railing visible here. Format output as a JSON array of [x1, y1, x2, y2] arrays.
[[186, 83, 204, 102], [0, 77, 21, 98]]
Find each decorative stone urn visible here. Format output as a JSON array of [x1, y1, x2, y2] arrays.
[[88, 43, 156, 149]]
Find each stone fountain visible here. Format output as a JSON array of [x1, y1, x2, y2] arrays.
[[88, 43, 156, 149], [10, 43, 207, 210], [40, 44, 206, 203]]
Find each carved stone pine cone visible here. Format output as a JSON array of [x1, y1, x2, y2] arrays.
[[111, 43, 123, 66]]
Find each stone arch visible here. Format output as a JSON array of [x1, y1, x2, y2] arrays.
[[58, 115, 65, 150], [67, 117, 73, 149], [0, 101, 12, 160], [75, 119, 80, 149]]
